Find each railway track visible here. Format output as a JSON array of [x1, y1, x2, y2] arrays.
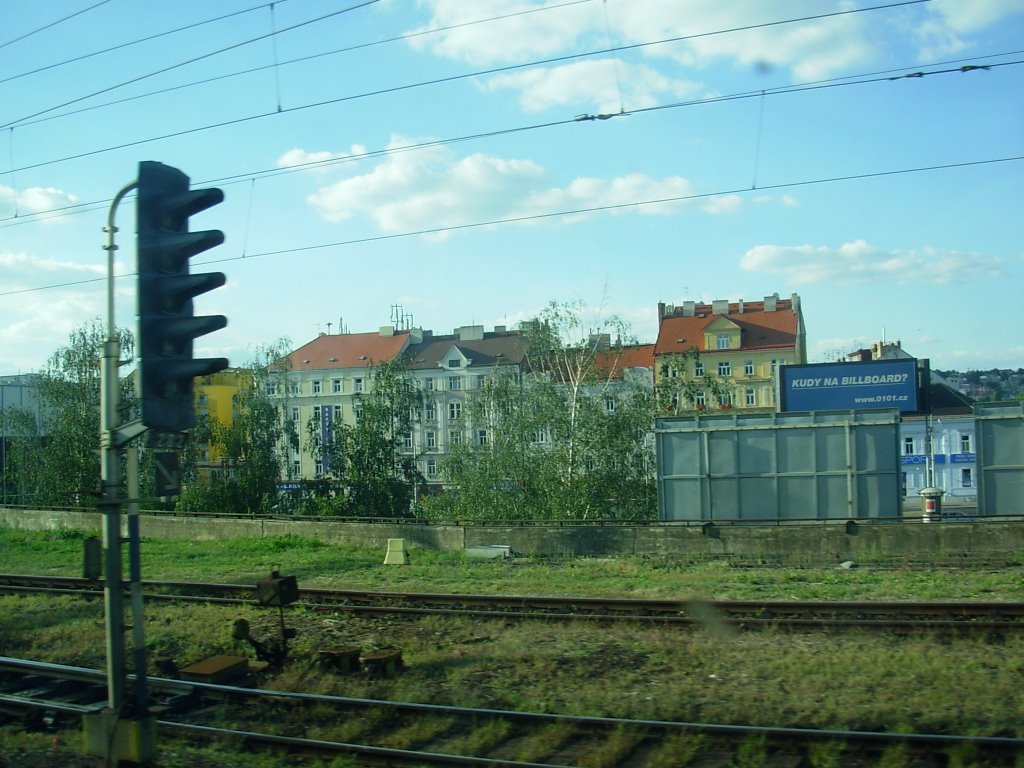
[[2, 656, 1022, 767], [2, 573, 1023, 632]]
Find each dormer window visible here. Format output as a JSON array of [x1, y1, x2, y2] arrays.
[[448, 358, 461, 368], [716, 334, 730, 350]]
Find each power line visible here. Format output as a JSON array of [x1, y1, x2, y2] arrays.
[[0, 0, 381, 130], [4, 0, 930, 135], [0, 1, 288, 85], [3, 54, 1018, 219], [10, 0, 595, 129], [2, 154, 1019, 299], [0, 0, 111, 50]]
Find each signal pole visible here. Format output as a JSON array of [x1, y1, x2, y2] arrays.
[[85, 163, 228, 764]]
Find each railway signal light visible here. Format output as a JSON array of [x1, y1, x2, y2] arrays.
[[136, 161, 228, 434]]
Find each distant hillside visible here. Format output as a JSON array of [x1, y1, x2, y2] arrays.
[[935, 368, 1024, 402]]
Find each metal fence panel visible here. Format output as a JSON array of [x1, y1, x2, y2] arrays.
[[655, 409, 901, 522], [975, 402, 1024, 517]]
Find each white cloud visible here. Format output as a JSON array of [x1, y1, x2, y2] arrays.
[[305, 136, 702, 234], [701, 194, 743, 214], [914, 0, 1024, 58], [740, 240, 1004, 285], [276, 146, 368, 170], [484, 59, 701, 114], [0, 185, 79, 220], [411, 1, 876, 86]]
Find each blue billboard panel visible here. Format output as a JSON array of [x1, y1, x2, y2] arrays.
[[780, 359, 919, 414]]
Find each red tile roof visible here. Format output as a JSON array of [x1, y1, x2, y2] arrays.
[[655, 298, 801, 355], [283, 331, 411, 370], [594, 344, 656, 380]]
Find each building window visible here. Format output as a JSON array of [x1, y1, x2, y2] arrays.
[[288, 382, 300, 395], [961, 468, 972, 487], [291, 406, 300, 422], [744, 360, 754, 377], [718, 392, 733, 407], [716, 334, 729, 350], [695, 390, 706, 407], [718, 361, 731, 377], [694, 361, 704, 377], [533, 429, 549, 444], [312, 405, 321, 421], [448, 401, 462, 420], [314, 461, 323, 476], [427, 459, 437, 478], [745, 388, 755, 406], [426, 402, 436, 420], [312, 381, 321, 395], [332, 379, 342, 393], [332, 405, 342, 420], [425, 378, 434, 391], [448, 358, 461, 368], [960, 434, 972, 453], [904, 437, 915, 455], [354, 402, 363, 421], [478, 429, 488, 446], [426, 431, 436, 450], [605, 397, 616, 413], [402, 433, 413, 450], [449, 430, 463, 447], [449, 376, 461, 391], [477, 375, 486, 389], [771, 359, 779, 375], [354, 378, 364, 393], [264, 383, 277, 396], [292, 459, 301, 476], [663, 364, 678, 379]]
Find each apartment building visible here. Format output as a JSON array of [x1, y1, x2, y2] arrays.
[[653, 293, 806, 412], [274, 325, 528, 485]]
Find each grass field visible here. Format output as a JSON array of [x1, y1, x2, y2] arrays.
[[1, 528, 1022, 767]]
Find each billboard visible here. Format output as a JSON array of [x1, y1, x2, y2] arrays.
[[779, 358, 920, 414]]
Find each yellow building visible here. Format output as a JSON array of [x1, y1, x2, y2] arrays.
[[194, 369, 250, 464], [654, 293, 806, 413]]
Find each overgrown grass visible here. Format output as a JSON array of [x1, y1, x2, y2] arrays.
[[2, 528, 1022, 600], [2, 528, 1023, 766]]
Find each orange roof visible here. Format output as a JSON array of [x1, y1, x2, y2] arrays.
[[283, 331, 411, 370], [593, 344, 655, 380], [655, 298, 800, 355]]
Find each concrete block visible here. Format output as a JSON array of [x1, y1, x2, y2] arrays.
[[83, 710, 156, 763], [383, 538, 409, 564]]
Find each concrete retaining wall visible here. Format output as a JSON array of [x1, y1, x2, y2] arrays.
[[1, 507, 1021, 565]]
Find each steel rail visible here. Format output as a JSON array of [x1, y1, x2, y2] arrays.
[[2, 656, 1022, 753], [3, 573, 1023, 622]]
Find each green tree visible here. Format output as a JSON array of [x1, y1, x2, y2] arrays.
[[307, 358, 423, 517], [429, 300, 657, 522], [177, 340, 294, 514], [2, 319, 135, 508]]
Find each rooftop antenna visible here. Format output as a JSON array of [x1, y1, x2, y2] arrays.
[[326, 322, 332, 335]]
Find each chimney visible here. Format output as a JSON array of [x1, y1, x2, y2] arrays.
[[683, 301, 696, 317], [764, 293, 779, 312], [494, 325, 506, 334], [712, 299, 728, 315], [658, 302, 666, 319], [379, 325, 395, 337], [738, 299, 744, 314]]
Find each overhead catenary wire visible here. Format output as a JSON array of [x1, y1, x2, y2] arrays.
[[0, 0, 111, 50], [6, 0, 596, 129], [2, 153, 1019, 299], [4, 0, 931, 134], [2, 54, 1019, 226], [0, 1, 290, 85], [0, 0, 381, 130]]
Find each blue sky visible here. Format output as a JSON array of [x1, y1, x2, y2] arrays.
[[2, 0, 1022, 375]]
